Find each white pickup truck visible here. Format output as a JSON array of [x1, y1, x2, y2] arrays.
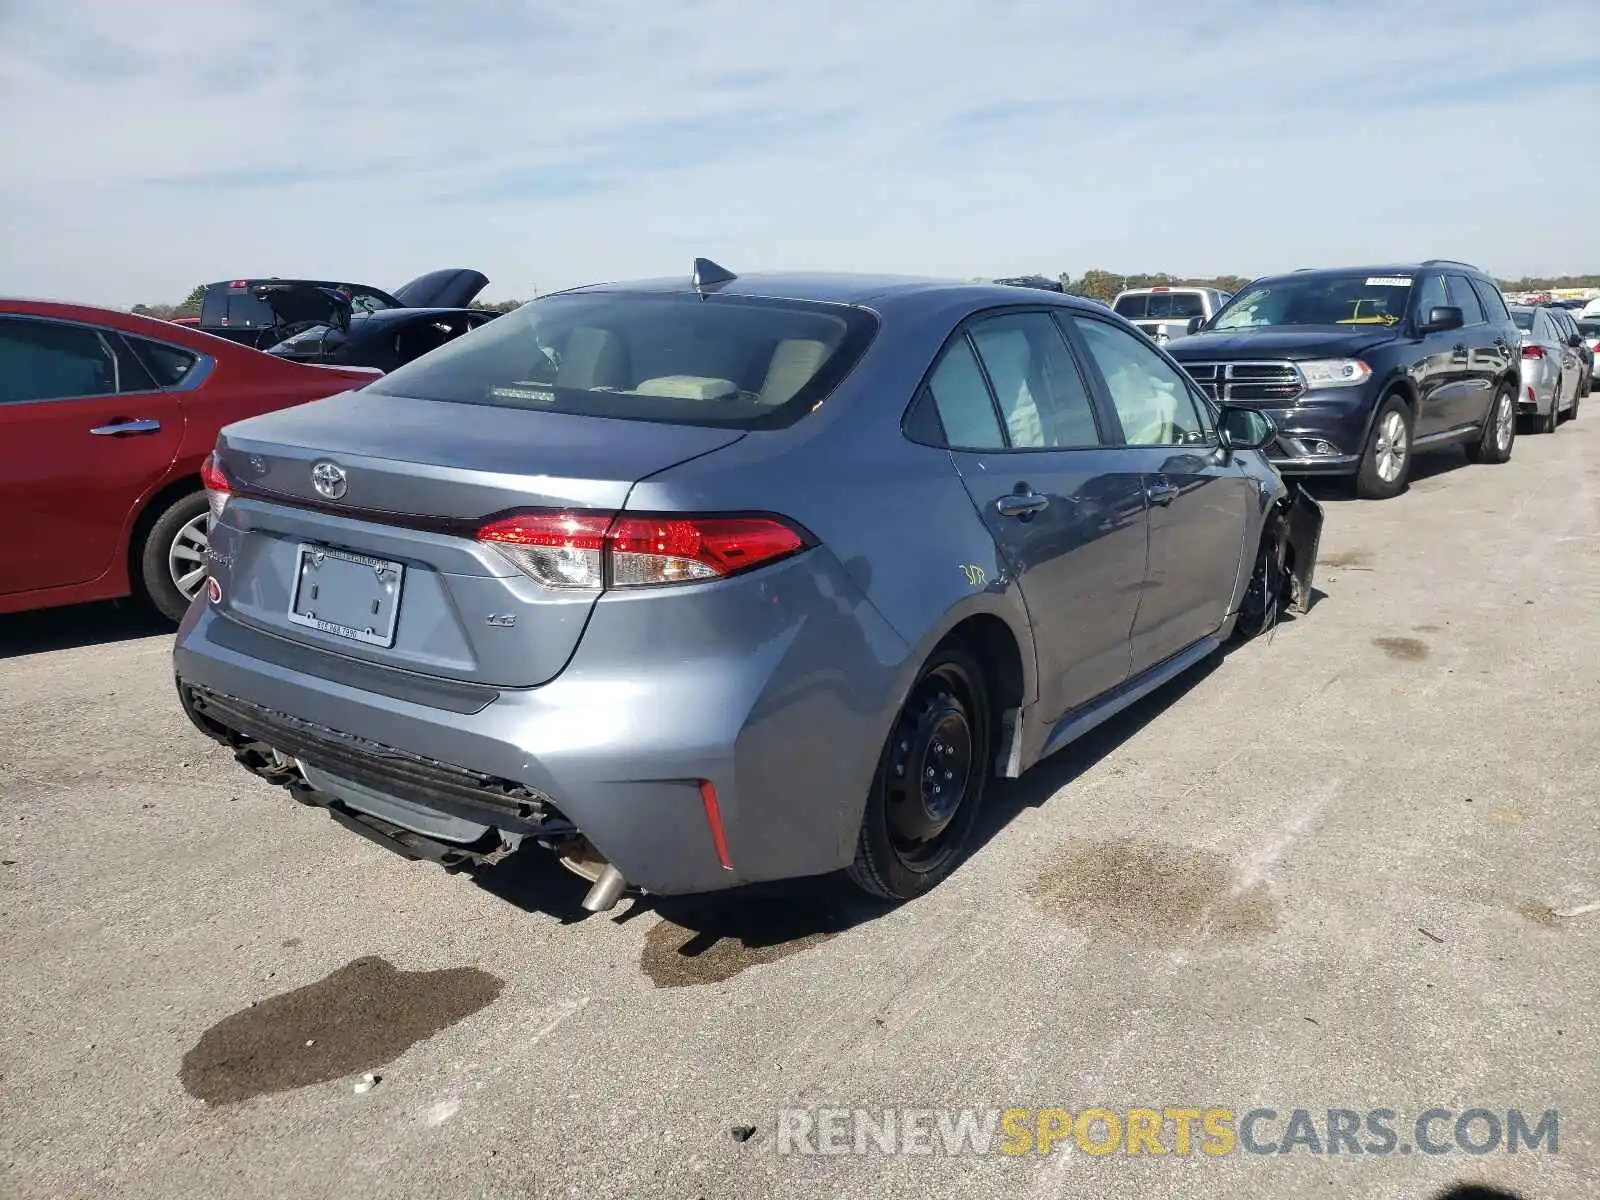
[[1111, 285, 1233, 346]]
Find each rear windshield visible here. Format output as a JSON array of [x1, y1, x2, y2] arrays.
[[1577, 319, 1600, 337], [199, 286, 275, 329], [1112, 291, 1206, 320], [364, 291, 879, 429], [1510, 309, 1535, 331]]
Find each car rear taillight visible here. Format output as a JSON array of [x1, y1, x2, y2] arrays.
[[200, 452, 231, 526], [1522, 345, 1545, 359], [476, 511, 807, 590]]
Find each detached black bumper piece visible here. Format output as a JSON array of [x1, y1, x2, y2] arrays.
[[1283, 484, 1324, 613]]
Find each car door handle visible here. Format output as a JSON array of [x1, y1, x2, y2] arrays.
[[90, 418, 162, 435], [995, 489, 1050, 519], [1146, 481, 1181, 506]]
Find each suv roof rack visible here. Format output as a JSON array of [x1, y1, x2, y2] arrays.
[[1421, 259, 1479, 271]]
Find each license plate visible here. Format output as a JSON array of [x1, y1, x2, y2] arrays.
[[288, 545, 405, 647]]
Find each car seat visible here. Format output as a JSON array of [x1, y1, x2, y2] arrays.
[[758, 339, 831, 407]]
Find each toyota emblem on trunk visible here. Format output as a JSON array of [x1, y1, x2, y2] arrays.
[[311, 460, 347, 500]]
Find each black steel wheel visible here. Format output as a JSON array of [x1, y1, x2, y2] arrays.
[[848, 646, 991, 901]]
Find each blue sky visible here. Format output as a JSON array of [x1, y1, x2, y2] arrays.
[[1, 0, 1595, 307]]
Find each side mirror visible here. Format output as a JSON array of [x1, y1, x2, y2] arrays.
[[1186, 316, 1205, 335], [1569, 333, 1584, 349], [1420, 306, 1463, 334], [1216, 404, 1277, 452]]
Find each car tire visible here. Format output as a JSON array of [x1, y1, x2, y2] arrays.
[[1465, 385, 1516, 465], [1540, 380, 1561, 433], [1355, 394, 1413, 500], [1232, 531, 1284, 642], [847, 645, 992, 902], [138, 491, 211, 623]]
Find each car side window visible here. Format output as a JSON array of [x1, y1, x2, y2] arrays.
[[1446, 275, 1485, 325], [967, 312, 1104, 448], [1471, 278, 1513, 324], [1070, 316, 1215, 447], [1413, 274, 1448, 322], [924, 336, 1006, 450], [0, 317, 119, 405], [125, 335, 200, 387]]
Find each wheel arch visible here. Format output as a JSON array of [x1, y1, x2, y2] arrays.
[[893, 603, 1034, 781], [125, 472, 203, 602], [1353, 374, 1418, 459]]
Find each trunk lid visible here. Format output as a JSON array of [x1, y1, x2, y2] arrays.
[[211, 391, 744, 687], [391, 269, 489, 310]]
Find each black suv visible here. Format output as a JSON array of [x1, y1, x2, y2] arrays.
[[1167, 262, 1520, 498]]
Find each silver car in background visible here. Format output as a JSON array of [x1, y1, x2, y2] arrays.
[[1547, 305, 1593, 400], [1110, 286, 1232, 346], [1578, 315, 1600, 379], [1509, 305, 1580, 432]]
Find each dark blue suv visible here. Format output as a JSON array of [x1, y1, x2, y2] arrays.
[[1168, 262, 1520, 498]]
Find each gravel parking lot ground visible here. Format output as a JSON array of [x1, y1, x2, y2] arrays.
[[3, 421, 1597, 1200]]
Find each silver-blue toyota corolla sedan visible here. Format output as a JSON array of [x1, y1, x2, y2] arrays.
[[173, 262, 1322, 912]]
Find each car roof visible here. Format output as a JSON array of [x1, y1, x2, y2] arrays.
[[203, 277, 375, 291], [0, 296, 310, 356], [554, 271, 1111, 317], [1252, 264, 1496, 285]]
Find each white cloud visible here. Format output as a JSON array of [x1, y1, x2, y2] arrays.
[[1, 0, 1594, 307]]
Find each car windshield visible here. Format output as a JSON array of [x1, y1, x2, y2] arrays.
[[1510, 309, 1536, 331], [1113, 292, 1206, 320], [1577, 319, 1600, 338], [363, 291, 878, 429], [347, 290, 398, 315], [1212, 274, 1414, 330]]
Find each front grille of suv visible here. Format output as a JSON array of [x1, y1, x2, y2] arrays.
[[1181, 361, 1305, 404]]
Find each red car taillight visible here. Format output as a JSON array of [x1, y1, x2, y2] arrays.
[[476, 511, 807, 590], [200, 452, 231, 525], [1522, 345, 1545, 359]]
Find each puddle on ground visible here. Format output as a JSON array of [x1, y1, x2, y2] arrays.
[[181, 956, 503, 1105], [1515, 900, 1560, 928], [641, 896, 852, 987], [1029, 837, 1278, 947], [1320, 549, 1371, 568], [1373, 636, 1429, 661]]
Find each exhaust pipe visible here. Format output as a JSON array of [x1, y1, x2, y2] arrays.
[[581, 864, 627, 913]]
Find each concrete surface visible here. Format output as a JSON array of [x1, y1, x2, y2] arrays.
[[2, 415, 1597, 1200]]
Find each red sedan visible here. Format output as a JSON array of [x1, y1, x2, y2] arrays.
[[0, 299, 380, 621]]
